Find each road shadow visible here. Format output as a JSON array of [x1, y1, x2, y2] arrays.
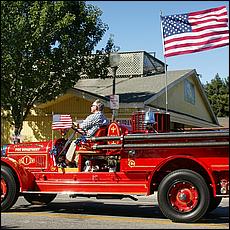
[[6, 197, 229, 224], [1, 226, 19, 229]]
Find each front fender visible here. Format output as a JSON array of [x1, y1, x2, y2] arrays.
[[1, 157, 35, 192]]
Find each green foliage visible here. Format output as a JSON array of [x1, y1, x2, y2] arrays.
[[84, 34, 119, 79], [1, 1, 112, 136], [203, 74, 229, 117]]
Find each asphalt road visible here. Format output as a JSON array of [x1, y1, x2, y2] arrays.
[[1, 194, 229, 229]]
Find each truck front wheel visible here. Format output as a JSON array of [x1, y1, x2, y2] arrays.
[[1, 165, 19, 212], [23, 193, 57, 205], [157, 169, 210, 223]]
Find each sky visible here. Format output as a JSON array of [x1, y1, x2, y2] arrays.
[[89, 1, 229, 84]]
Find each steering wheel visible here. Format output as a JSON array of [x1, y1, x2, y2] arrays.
[[55, 124, 86, 160]]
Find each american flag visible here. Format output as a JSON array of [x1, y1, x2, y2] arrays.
[[52, 114, 72, 130], [161, 6, 229, 57]]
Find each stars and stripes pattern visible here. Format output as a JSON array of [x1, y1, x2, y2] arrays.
[[161, 6, 229, 57], [52, 114, 72, 130]]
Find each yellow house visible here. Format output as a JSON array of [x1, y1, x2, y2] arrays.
[[1, 51, 219, 144]]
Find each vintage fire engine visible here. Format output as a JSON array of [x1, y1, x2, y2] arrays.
[[1, 111, 229, 223]]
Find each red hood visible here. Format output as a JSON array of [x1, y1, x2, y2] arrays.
[[4, 140, 54, 155]]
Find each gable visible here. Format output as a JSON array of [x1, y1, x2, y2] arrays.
[[145, 71, 218, 126], [150, 76, 214, 122]]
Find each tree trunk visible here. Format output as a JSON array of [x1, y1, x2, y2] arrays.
[[13, 126, 22, 144]]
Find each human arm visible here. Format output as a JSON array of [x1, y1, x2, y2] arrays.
[[79, 113, 103, 130]]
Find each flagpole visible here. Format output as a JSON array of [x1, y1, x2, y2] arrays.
[[52, 111, 54, 149], [160, 11, 168, 113]]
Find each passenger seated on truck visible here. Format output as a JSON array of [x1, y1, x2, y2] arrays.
[[65, 99, 109, 166]]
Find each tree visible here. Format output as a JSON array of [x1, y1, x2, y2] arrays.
[[1, 1, 113, 141], [203, 74, 229, 117]]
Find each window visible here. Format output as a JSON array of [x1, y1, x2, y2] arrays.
[[184, 79, 195, 104]]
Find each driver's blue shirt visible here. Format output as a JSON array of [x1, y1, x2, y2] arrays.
[[78, 111, 109, 136]]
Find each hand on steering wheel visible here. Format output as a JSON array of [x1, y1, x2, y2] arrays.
[[72, 122, 78, 130], [72, 122, 86, 135]]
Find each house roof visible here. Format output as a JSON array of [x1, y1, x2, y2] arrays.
[[37, 67, 219, 127], [74, 69, 193, 103], [72, 68, 219, 126], [36, 49, 219, 127]]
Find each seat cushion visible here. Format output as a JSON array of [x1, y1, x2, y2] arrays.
[[94, 125, 108, 137]]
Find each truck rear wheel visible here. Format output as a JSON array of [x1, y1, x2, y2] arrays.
[[23, 193, 57, 205], [157, 169, 210, 223], [1, 165, 19, 212]]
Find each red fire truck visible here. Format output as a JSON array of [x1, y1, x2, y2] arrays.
[[1, 111, 229, 223]]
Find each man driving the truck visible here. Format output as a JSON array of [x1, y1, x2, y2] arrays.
[[65, 99, 109, 165]]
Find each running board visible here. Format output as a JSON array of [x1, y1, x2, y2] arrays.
[[69, 193, 138, 201]]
